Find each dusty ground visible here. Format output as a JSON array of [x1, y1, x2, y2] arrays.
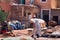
[[0, 28, 60, 40], [36, 37, 60, 40]]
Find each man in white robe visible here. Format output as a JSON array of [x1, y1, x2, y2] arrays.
[[30, 17, 46, 38]]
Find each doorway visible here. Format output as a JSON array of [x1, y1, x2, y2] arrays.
[[53, 16, 58, 23], [41, 10, 50, 22]]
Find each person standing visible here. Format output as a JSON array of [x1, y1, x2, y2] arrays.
[[28, 13, 32, 28]]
